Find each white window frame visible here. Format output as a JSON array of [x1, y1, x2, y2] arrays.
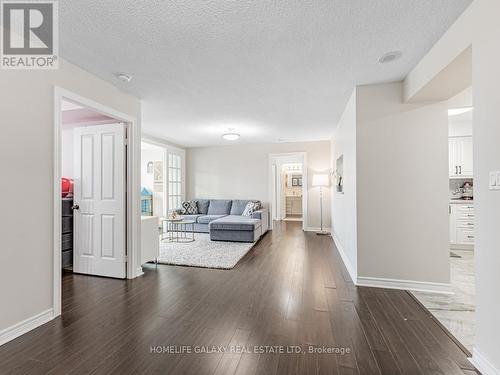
[[167, 150, 184, 212]]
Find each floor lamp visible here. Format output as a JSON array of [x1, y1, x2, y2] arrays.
[[312, 174, 330, 235]]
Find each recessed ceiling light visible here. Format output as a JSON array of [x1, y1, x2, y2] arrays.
[[222, 133, 240, 141], [448, 107, 473, 116], [116, 73, 132, 82], [378, 51, 403, 64]]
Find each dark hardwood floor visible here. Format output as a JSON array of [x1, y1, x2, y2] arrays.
[[0, 222, 478, 374]]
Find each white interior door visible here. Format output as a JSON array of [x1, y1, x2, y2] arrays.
[[73, 123, 126, 278]]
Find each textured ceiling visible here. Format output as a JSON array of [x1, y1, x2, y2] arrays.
[[59, 0, 472, 147]]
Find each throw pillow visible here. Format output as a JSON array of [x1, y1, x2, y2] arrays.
[[181, 200, 198, 215], [242, 202, 257, 217], [253, 201, 261, 210]]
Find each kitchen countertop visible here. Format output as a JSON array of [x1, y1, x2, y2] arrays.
[[449, 199, 474, 204]]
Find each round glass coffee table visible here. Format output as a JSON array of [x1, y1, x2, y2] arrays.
[[161, 219, 195, 243]]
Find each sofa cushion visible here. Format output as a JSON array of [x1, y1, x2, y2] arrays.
[[209, 215, 261, 231], [180, 214, 203, 222], [207, 199, 232, 215], [197, 215, 227, 224], [196, 199, 210, 214], [230, 200, 250, 215]]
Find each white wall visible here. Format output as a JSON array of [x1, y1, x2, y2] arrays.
[[471, 0, 500, 370], [0, 59, 141, 335], [62, 126, 74, 178], [356, 82, 450, 284], [403, 1, 500, 371], [448, 87, 473, 137], [186, 141, 331, 230], [331, 84, 450, 288], [141, 149, 163, 191], [449, 120, 472, 137], [331, 90, 357, 279], [404, 4, 474, 102]]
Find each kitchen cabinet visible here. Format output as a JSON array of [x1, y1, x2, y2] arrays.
[[449, 202, 474, 249], [449, 136, 473, 177]]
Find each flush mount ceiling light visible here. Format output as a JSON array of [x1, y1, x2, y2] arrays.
[[116, 73, 132, 82], [448, 107, 473, 116], [222, 129, 240, 141], [378, 51, 403, 64]]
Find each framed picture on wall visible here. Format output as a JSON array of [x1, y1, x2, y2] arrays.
[[291, 174, 303, 186], [336, 155, 344, 193], [154, 161, 163, 183]]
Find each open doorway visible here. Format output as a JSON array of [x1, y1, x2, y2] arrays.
[[60, 99, 128, 278], [413, 86, 475, 353], [269, 152, 308, 230], [282, 163, 303, 222], [53, 88, 140, 318]]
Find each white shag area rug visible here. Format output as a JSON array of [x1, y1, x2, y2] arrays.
[[158, 233, 255, 269]]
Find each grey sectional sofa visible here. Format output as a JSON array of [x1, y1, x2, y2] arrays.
[[179, 199, 269, 243]]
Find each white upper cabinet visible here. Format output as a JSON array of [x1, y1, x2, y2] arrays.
[[449, 136, 473, 177], [459, 136, 473, 176]]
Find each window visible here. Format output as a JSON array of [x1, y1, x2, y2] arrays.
[[167, 152, 183, 211]]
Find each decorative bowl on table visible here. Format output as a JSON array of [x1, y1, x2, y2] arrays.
[[168, 211, 182, 220]]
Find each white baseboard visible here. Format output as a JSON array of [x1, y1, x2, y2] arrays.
[[304, 227, 320, 232], [331, 233, 357, 283], [304, 227, 332, 233], [356, 276, 453, 294], [0, 308, 54, 346], [134, 267, 144, 278], [470, 349, 500, 375]]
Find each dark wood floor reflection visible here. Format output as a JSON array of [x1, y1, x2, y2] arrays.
[[0, 222, 477, 374]]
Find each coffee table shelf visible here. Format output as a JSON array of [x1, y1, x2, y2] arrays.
[[161, 219, 195, 243]]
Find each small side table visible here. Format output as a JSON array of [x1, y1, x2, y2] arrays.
[[161, 219, 195, 243]]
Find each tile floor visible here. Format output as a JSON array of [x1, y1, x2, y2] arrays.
[[412, 250, 475, 352]]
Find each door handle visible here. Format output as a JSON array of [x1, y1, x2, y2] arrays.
[[455, 166, 458, 175], [71, 204, 80, 210], [459, 166, 462, 174]]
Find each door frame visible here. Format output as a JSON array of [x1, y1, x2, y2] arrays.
[[268, 152, 308, 231], [53, 87, 141, 318]]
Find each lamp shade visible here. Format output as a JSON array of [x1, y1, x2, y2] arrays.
[[312, 174, 330, 187]]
